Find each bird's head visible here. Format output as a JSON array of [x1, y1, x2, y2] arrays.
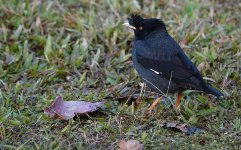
[[123, 15, 167, 40]]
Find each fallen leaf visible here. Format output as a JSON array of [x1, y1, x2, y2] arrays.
[[166, 122, 203, 135], [117, 140, 143, 150], [44, 96, 105, 120], [117, 140, 127, 150]]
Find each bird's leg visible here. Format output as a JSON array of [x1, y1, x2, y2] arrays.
[[148, 96, 162, 111], [175, 91, 182, 109]]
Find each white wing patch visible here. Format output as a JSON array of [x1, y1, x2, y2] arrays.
[[150, 69, 162, 75]]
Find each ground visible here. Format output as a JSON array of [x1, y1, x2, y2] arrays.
[[0, 0, 240, 149]]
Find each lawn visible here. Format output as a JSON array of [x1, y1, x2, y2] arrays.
[[0, 0, 240, 149]]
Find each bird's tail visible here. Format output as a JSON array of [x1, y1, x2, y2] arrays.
[[204, 84, 224, 97]]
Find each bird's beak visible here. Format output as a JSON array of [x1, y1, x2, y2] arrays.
[[123, 22, 136, 30]]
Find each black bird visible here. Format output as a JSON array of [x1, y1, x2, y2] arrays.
[[123, 15, 224, 109]]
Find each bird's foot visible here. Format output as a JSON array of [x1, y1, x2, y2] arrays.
[[148, 96, 163, 111], [174, 92, 182, 110]]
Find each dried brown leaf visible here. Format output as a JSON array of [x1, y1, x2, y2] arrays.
[[117, 140, 127, 150], [44, 96, 105, 120], [117, 140, 143, 150], [166, 122, 203, 135]]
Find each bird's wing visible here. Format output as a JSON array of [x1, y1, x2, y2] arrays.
[[135, 36, 203, 83]]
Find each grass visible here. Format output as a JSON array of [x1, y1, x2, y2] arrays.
[[0, 0, 240, 149]]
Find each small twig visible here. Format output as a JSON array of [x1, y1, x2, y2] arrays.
[[166, 71, 173, 95], [142, 78, 164, 95]]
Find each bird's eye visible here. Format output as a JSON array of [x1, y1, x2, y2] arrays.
[[139, 26, 143, 30]]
